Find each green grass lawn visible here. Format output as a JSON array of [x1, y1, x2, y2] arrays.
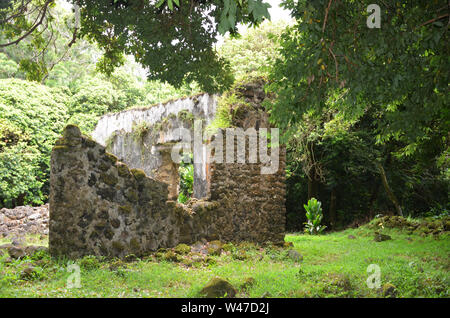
[[0, 223, 449, 298]]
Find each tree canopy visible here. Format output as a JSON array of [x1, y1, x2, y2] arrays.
[[269, 0, 448, 155], [269, 0, 449, 228], [1, 0, 272, 92]]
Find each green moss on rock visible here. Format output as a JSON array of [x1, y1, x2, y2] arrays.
[[83, 138, 97, 148], [94, 220, 107, 230], [130, 238, 140, 251], [207, 240, 223, 256], [374, 232, 392, 242], [105, 153, 118, 164], [100, 172, 118, 186], [119, 205, 132, 214], [174, 244, 191, 255], [104, 228, 115, 240], [53, 145, 69, 152], [199, 278, 237, 298], [162, 250, 182, 262], [131, 168, 147, 181], [232, 249, 248, 260], [124, 188, 139, 202], [98, 161, 111, 172], [112, 241, 125, 251], [117, 163, 131, 177], [222, 242, 234, 252]]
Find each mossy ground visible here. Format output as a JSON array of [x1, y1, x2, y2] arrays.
[[0, 222, 448, 298]]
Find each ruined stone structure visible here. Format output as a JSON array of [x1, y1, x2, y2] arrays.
[[49, 83, 286, 259]]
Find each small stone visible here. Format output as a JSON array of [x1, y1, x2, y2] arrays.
[[191, 241, 205, 254], [11, 237, 25, 246], [20, 266, 36, 280], [347, 235, 356, 239], [28, 213, 41, 221], [24, 246, 48, 257], [382, 283, 397, 298], [199, 278, 237, 298], [110, 219, 120, 229], [8, 246, 26, 259], [207, 240, 223, 256], [374, 232, 392, 242], [287, 249, 303, 263]]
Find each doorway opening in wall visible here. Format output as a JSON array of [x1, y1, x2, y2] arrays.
[[178, 153, 194, 204]]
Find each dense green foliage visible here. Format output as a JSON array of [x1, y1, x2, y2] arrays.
[[0, 0, 273, 92], [269, 0, 449, 230], [0, 79, 68, 206], [73, 0, 271, 92], [178, 158, 194, 204], [218, 20, 288, 80], [0, 1, 93, 82], [270, 0, 448, 148], [0, 1, 447, 233]]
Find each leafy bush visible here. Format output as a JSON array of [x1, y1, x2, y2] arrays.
[[69, 76, 122, 116], [303, 198, 326, 235], [0, 53, 19, 79], [219, 20, 289, 81], [0, 79, 69, 207], [0, 142, 43, 206]]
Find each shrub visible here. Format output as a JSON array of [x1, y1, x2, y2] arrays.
[[303, 198, 327, 235], [0, 79, 69, 207]]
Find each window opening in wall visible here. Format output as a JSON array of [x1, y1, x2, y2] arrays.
[[178, 153, 194, 204]]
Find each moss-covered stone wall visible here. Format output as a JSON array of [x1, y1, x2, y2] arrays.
[[50, 125, 182, 258], [49, 82, 286, 259]]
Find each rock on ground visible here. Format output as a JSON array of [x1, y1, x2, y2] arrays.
[[199, 278, 237, 298], [0, 204, 49, 237]]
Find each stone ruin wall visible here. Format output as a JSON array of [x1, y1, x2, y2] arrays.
[[208, 140, 286, 244], [91, 93, 217, 200], [49, 125, 219, 258], [49, 85, 286, 259]]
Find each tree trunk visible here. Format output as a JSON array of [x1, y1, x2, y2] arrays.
[[329, 188, 337, 229], [376, 162, 403, 216], [368, 178, 380, 218], [308, 176, 319, 200]]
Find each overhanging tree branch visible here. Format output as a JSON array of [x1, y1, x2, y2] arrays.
[[0, 0, 54, 48]]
